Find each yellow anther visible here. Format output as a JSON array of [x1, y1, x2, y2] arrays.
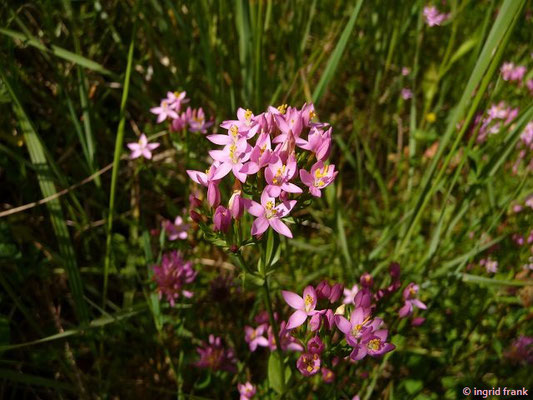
[[368, 338, 381, 351], [244, 109, 253, 120], [277, 104, 288, 114], [230, 125, 238, 137]]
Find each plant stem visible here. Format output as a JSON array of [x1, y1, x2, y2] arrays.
[[262, 276, 286, 394]]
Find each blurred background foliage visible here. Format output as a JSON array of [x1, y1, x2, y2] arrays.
[[0, 0, 532, 398]]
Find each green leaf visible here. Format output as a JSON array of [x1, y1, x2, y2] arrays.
[[268, 352, 290, 394], [312, 0, 364, 104], [404, 379, 423, 395]]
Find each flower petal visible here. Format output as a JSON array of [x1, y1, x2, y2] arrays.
[[281, 290, 305, 310]]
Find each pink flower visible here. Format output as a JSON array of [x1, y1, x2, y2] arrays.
[[165, 90, 189, 112], [152, 251, 197, 306], [162, 216, 189, 240], [401, 88, 413, 100], [273, 106, 304, 143], [267, 321, 303, 352], [401, 67, 410, 76], [244, 325, 269, 351], [296, 353, 320, 376], [187, 164, 222, 207], [296, 127, 332, 161], [264, 154, 302, 197], [220, 108, 260, 138], [228, 190, 245, 219], [510, 65, 527, 82], [195, 335, 237, 372], [150, 98, 179, 123], [350, 329, 395, 360], [238, 382, 257, 400], [399, 283, 427, 318], [501, 62, 515, 81], [213, 206, 231, 233], [127, 134, 160, 160], [343, 284, 359, 304], [321, 367, 335, 383], [282, 285, 318, 329], [300, 162, 338, 197], [209, 138, 252, 183], [423, 6, 449, 26], [241, 132, 278, 175], [360, 273, 373, 288], [185, 107, 213, 133], [307, 336, 324, 354], [246, 190, 296, 238], [335, 307, 383, 346]]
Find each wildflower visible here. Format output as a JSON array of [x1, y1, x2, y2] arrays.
[[194, 335, 237, 372], [165, 90, 189, 111], [360, 273, 373, 288], [228, 190, 245, 219], [241, 132, 278, 175], [296, 353, 321, 376], [127, 134, 160, 160], [246, 190, 296, 238], [401, 88, 413, 100], [244, 325, 269, 351], [238, 382, 257, 400], [213, 206, 232, 233], [329, 283, 344, 303], [152, 251, 196, 306], [350, 329, 395, 360], [399, 283, 427, 318], [316, 281, 332, 299], [343, 284, 359, 304], [321, 367, 335, 383], [265, 155, 302, 197], [185, 107, 213, 133], [300, 161, 338, 197], [209, 138, 252, 183], [501, 62, 515, 81], [401, 67, 410, 76], [296, 127, 332, 161], [411, 317, 426, 326], [307, 336, 325, 354], [282, 285, 319, 329], [335, 307, 383, 346], [520, 122, 533, 150], [162, 216, 189, 241], [423, 6, 449, 26], [267, 321, 304, 352], [150, 98, 179, 123], [504, 336, 533, 365], [187, 165, 222, 207], [480, 258, 498, 274]]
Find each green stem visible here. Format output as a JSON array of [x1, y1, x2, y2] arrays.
[[262, 276, 286, 394]]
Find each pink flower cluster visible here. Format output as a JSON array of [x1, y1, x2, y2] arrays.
[[152, 250, 197, 306], [473, 101, 519, 143], [150, 91, 213, 133], [423, 5, 450, 27], [273, 273, 408, 379], [501, 62, 527, 83], [187, 104, 337, 239], [194, 334, 237, 372], [162, 215, 189, 241]]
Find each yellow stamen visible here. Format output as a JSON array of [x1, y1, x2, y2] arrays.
[[277, 104, 288, 114], [244, 109, 253, 121]]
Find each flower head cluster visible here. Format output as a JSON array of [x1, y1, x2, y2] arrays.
[[277, 274, 404, 380], [150, 91, 213, 133], [187, 104, 337, 239], [423, 5, 450, 27], [152, 250, 197, 306], [501, 62, 527, 83], [194, 335, 237, 372], [473, 101, 519, 143]]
